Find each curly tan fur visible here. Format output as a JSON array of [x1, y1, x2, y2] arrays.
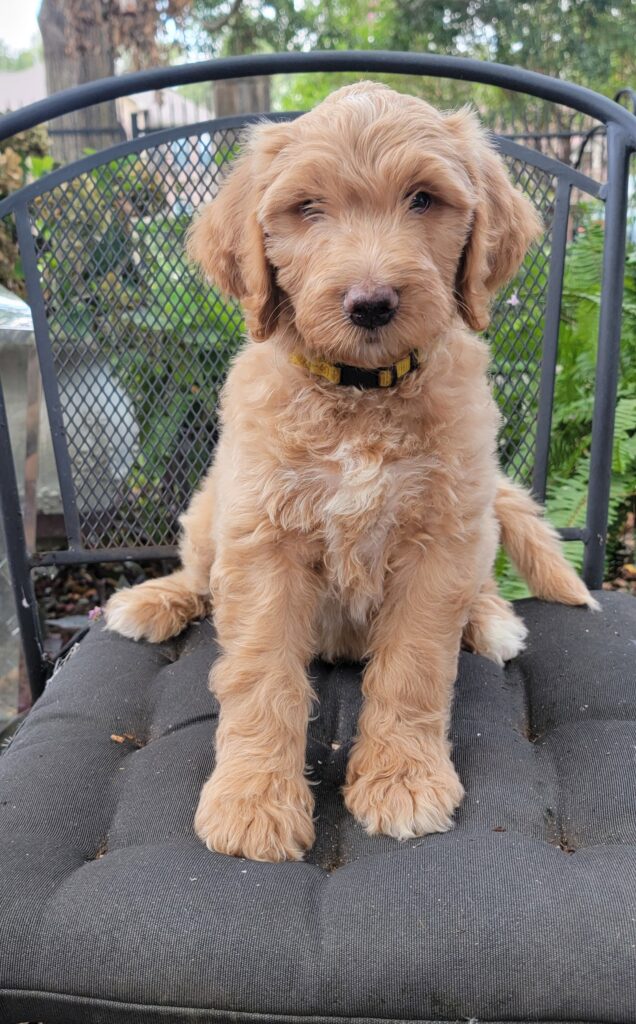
[[105, 83, 596, 861]]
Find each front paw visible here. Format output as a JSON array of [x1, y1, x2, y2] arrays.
[[104, 584, 185, 643], [105, 576, 207, 644], [343, 741, 464, 839], [195, 769, 315, 862]]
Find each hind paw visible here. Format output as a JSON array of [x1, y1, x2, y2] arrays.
[[465, 611, 528, 666]]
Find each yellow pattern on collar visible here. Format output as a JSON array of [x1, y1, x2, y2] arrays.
[[290, 353, 342, 384], [290, 350, 420, 388]]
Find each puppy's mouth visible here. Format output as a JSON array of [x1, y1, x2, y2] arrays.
[[355, 325, 385, 343]]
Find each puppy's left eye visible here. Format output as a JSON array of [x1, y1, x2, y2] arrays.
[[409, 191, 433, 212], [298, 199, 324, 221]]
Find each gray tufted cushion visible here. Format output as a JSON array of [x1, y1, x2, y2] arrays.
[[1, 591, 635, 1024]]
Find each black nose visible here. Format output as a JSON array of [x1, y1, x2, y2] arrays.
[[344, 284, 399, 330], [349, 300, 396, 329]]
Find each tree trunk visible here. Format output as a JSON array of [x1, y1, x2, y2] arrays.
[[214, 76, 271, 118], [38, 0, 122, 164]]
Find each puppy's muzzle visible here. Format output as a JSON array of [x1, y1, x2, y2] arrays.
[[344, 284, 399, 331]]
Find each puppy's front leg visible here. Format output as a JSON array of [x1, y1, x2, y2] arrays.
[[195, 530, 320, 862], [344, 541, 479, 839]]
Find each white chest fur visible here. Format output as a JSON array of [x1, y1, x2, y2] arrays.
[[268, 439, 436, 624]]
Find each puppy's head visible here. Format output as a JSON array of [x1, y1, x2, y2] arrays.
[[188, 83, 542, 364]]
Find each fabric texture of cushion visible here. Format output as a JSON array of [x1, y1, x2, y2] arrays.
[[1, 591, 635, 1023]]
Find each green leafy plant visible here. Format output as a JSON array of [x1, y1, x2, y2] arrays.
[[0, 123, 50, 297], [32, 155, 243, 544], [496, 215, 636, 598]]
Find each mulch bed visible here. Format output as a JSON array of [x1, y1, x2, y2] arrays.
[[35, 560, 166, 626]]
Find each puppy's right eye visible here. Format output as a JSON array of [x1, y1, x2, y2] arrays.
[[298, 199, 324, 221], [409, 190, 433, 212]]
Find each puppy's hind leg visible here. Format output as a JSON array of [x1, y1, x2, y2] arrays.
[[105, 483, 215, 643], [463, 578, 528, 667]]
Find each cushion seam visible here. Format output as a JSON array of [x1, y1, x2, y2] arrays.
[[0, 990, 613, 1023]]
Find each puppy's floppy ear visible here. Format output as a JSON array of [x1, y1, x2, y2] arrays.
[[447, 107, 543, 332], [187, 122, 289, 341]]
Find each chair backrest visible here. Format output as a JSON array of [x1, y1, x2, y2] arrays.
[[1, 52, 635, 698]]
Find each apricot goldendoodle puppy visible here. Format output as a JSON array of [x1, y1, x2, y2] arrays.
[[106, 83, 596, 862]]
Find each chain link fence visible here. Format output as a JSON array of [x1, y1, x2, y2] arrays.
[[16, 121, 565, 553]]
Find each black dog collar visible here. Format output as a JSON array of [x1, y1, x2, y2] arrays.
[[290, 349, 420, 389]]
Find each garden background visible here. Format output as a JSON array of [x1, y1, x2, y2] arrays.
[[0, 0, 635, 718]]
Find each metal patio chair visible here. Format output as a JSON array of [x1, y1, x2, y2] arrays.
[[0, 52, 635, 1024]]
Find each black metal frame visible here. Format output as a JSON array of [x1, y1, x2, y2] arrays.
[[1, 51, 635, 702]]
